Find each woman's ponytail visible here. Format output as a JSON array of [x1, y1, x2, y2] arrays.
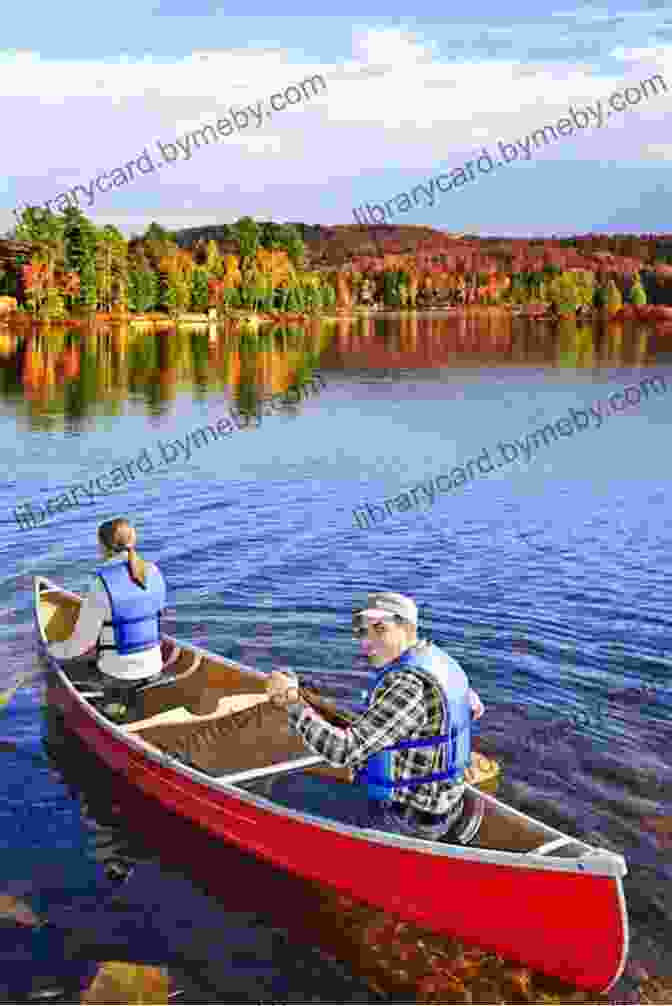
[[126, 543, 148, 590], [98, 517, 148, 589]]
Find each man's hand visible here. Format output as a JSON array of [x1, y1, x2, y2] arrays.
[[465, 751, 500, 786], [266, 669, 300, 708]]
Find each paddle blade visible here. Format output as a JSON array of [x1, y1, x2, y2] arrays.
[[0, 666, 47, 711]]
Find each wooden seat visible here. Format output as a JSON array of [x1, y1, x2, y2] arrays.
[[41, 594, 81, 643], [134, 652, 211, 720], [126, 693, 267, 732], [135, 701, 309, 776]]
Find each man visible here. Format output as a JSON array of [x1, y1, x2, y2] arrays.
[[267, 591, 485, 843]]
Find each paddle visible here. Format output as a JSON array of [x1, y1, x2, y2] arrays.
[[0, 666, 47, 711], [297, 686, 500, 789], [297, 686, 358, 728]]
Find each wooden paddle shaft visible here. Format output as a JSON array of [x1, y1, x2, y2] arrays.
[[298, 687, 357, 728]]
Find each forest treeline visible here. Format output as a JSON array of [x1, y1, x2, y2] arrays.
[[2, 209, 672, 321]]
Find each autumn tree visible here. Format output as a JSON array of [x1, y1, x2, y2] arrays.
[[14, 207, 64, 290], [548, 272, 578, 314], [166, 250, 194, 313], [629, 272, 647, 306], [22, 260, 49, 318], [571, 269, 595, 310], [142, 223, 179, 274], [606, 278, 623, 315], [407, 269, 419, 308], [206, 239, 224, 279], [57, 269, 80, 314], [42, 285, 66, 321], [335, 269, 352, 309], [255, 248, 293, 296]]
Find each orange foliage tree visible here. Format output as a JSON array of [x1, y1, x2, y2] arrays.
[[335, 269, 352, 308]]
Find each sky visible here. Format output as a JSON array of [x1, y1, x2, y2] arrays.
[[1, 2, 671, 238]]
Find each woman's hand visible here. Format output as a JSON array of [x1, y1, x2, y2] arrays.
[[267, 669, 300, 708]]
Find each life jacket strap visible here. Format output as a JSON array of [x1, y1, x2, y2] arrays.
[[360, 767, 462, 787], [381, 728, 458, 753], [106, 614, 156, 626]]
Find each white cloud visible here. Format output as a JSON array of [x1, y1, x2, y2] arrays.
[[609, 42, 672, 63], [1, 26, 670, 232], [642, 142, 672, 158], [351, 25, 439, 66]]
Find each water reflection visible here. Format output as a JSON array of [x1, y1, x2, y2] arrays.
[[0, 314, 662, 429], [0, 320, 334, 427], [317, 312, 655, 372]]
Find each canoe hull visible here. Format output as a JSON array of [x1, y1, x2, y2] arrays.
[[34, 578, 628, 993], [42, 669, 626, 994]]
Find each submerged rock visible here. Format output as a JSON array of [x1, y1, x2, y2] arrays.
[[0, 894, 42, 927]]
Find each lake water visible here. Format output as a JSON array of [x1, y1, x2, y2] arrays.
[[0, 311, 670, 1003]]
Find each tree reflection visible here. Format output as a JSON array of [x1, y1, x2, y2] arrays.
[[0, 321, 332, 430]]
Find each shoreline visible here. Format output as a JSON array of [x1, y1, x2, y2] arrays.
[[2, 303, 672, 328]]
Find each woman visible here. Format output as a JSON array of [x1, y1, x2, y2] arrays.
[[49, 518, 167, 722]]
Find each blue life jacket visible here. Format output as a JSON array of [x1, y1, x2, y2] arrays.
[[95, 559, 167, 657], [354, 643, 472, 802]]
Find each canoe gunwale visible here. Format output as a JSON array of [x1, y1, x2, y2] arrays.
[[33, 576, 628, 878]]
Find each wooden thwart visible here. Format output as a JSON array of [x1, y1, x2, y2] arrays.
[[532, 836, 578, 856], [216, 755, 326, 784]]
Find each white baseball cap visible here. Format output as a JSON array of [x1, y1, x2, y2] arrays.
[[354, 591, 418, 626]]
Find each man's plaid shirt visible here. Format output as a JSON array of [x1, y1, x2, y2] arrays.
[[287, 640, 467, 815]]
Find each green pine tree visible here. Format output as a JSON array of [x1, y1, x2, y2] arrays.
[[593, 285, 607, 310], [127, 270, 140, 313], [281, 225, 305, 268], [159, 272, 178, 316], [78, 257, 98, 315], [191, 267, 210, 311], [62, 208, 98, 314], [233, 217, 260, 266], [383, 271, 397, 307]]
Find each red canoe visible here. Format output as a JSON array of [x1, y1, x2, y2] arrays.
[[33, 575, 629, 993]]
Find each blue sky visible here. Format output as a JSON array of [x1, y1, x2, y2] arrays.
[[1, 3, 671, 238]]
